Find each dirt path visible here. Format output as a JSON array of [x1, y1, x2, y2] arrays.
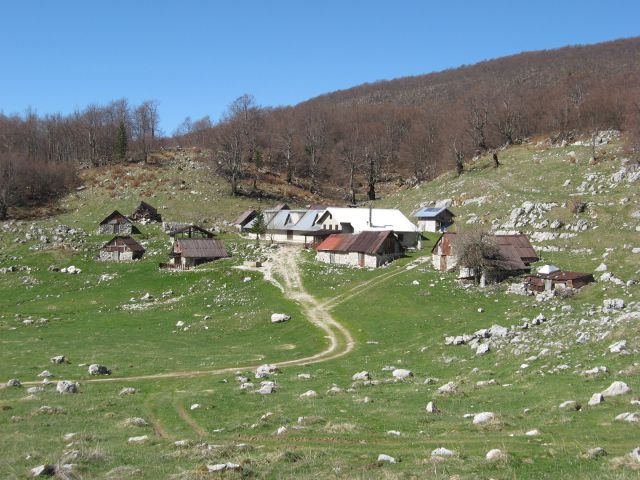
[[22, 247, 354, 386]]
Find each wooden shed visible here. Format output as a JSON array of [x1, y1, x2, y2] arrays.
[[166, 238, 229, 269], [414, 207, 455, 232], [99, 236, 145, 261], [98, 210, 138, 235], [130, 201, 162, 222]]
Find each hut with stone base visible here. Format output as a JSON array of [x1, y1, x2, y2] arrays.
[[99, 236, 145, 261], [98, 210, 139, 235]]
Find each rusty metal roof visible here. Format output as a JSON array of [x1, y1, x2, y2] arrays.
[[494, 234, 538, 262], [316, 230, 395, 255], [174, 239, 229, 259], [536, 271, 594, 281]]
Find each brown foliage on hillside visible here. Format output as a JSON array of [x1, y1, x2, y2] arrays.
[[177, 37, 640, 201]]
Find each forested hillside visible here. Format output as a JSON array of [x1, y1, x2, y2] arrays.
[[2, 37, 640, 218]]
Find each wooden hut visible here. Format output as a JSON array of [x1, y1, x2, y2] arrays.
[[98, 211, 138, 235], [315, 230, 404, 268], [130, 201, 162, 222], [99, 236, 145, 261], [166, 238, 229, 269]]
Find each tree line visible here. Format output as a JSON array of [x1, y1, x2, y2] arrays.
[[175, 37, 639, 200], [0, 99, 160, 219]]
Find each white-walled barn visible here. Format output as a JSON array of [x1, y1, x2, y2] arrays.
[[315, 230, 404, 268], [413, 207, 455, 232]]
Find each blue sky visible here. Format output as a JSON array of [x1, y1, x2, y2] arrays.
[[1, 1, 638, 134]]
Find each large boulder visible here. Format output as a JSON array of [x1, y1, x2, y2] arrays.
[[56, 381, 78, 394], [270, 313, 291, 324], [6, 379, 21, 387], [601, 381, 632, 397], [431, 447, 456, 457], [255, 364, 280, 379], [437, 382, 458, 394], [392, 369, 413, 380], [88, 364, 111, 376], [473, 412, 497, 424], [50, 355, 66, 364], [352, 371, 371, 381]]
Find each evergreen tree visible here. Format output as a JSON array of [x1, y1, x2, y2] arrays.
[[249, 210, 267, 246], [116, 120, 128, 161]]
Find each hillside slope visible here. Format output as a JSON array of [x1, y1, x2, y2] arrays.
[[0, 138, 638, 479]]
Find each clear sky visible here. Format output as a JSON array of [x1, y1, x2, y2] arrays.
[[1, 1, 638, 134]]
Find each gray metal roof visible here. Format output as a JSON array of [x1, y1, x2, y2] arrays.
[[414, 207, 455, 218]]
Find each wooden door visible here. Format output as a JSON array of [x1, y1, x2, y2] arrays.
[[358, 252, 365, 267]]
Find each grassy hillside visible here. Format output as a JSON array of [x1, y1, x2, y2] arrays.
[[0, 138, 639, 479]]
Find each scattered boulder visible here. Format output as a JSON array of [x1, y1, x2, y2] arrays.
[[392, 368, 413, 380], [6, 379, 21, 387], [270, 313, 291, 324], [207, 463, 241, 473], [437, 382, 458, 394], [50, 355, 66, 364], [525, 429, 541, 436], [630, 447, 640, 463], [124, 417, 148, 427], [431, 447, 456, 457], [119, 387, 137, 396], [255, 364, 279, 379], [486, 449, 507, 461], [473, 412, 497, 425], [601, 381, 632, 397], [299, 390, 318, 399], [352, 371, 371, 381], [588, 393, 604, 406], [127, 435, 149, 444], [377, 453, 396, 464], [476, 343, 491, 355], [88, 364, 111, 376], [614, 412, 639, 423], [425, 401, 440, 414], [30, 464, 56, 477], [56, 381, 78, 394], [608, 340, 627, 354], [559, 400, 581, 411], [585, 447, 607, 459]]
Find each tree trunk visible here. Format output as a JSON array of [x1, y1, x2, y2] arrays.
[[493, 151, 500, 168], [0, 202, 7, 221]]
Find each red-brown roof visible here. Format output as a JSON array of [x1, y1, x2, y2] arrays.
[[494, 235, 538, 263], [536, 271, 594, 281], [316, 231, 396, 255]]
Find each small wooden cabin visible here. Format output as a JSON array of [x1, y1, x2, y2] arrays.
[[130, 201, 162, 222], [99, 236, 145, 261], [167, 238, 229, 269], [98, 211, 138, 235], [315, 230, 403, 268], [414, 207, 455, 232]]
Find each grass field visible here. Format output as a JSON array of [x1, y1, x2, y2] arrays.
[[0, 139, 639, 478]]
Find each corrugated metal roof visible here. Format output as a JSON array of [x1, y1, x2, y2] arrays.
[[316, 230, 395, 255], [494, 235, 538, 262], [414, 207, 455, 218], [319, 208, 418, 233], [174, 239, 229, 258]]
